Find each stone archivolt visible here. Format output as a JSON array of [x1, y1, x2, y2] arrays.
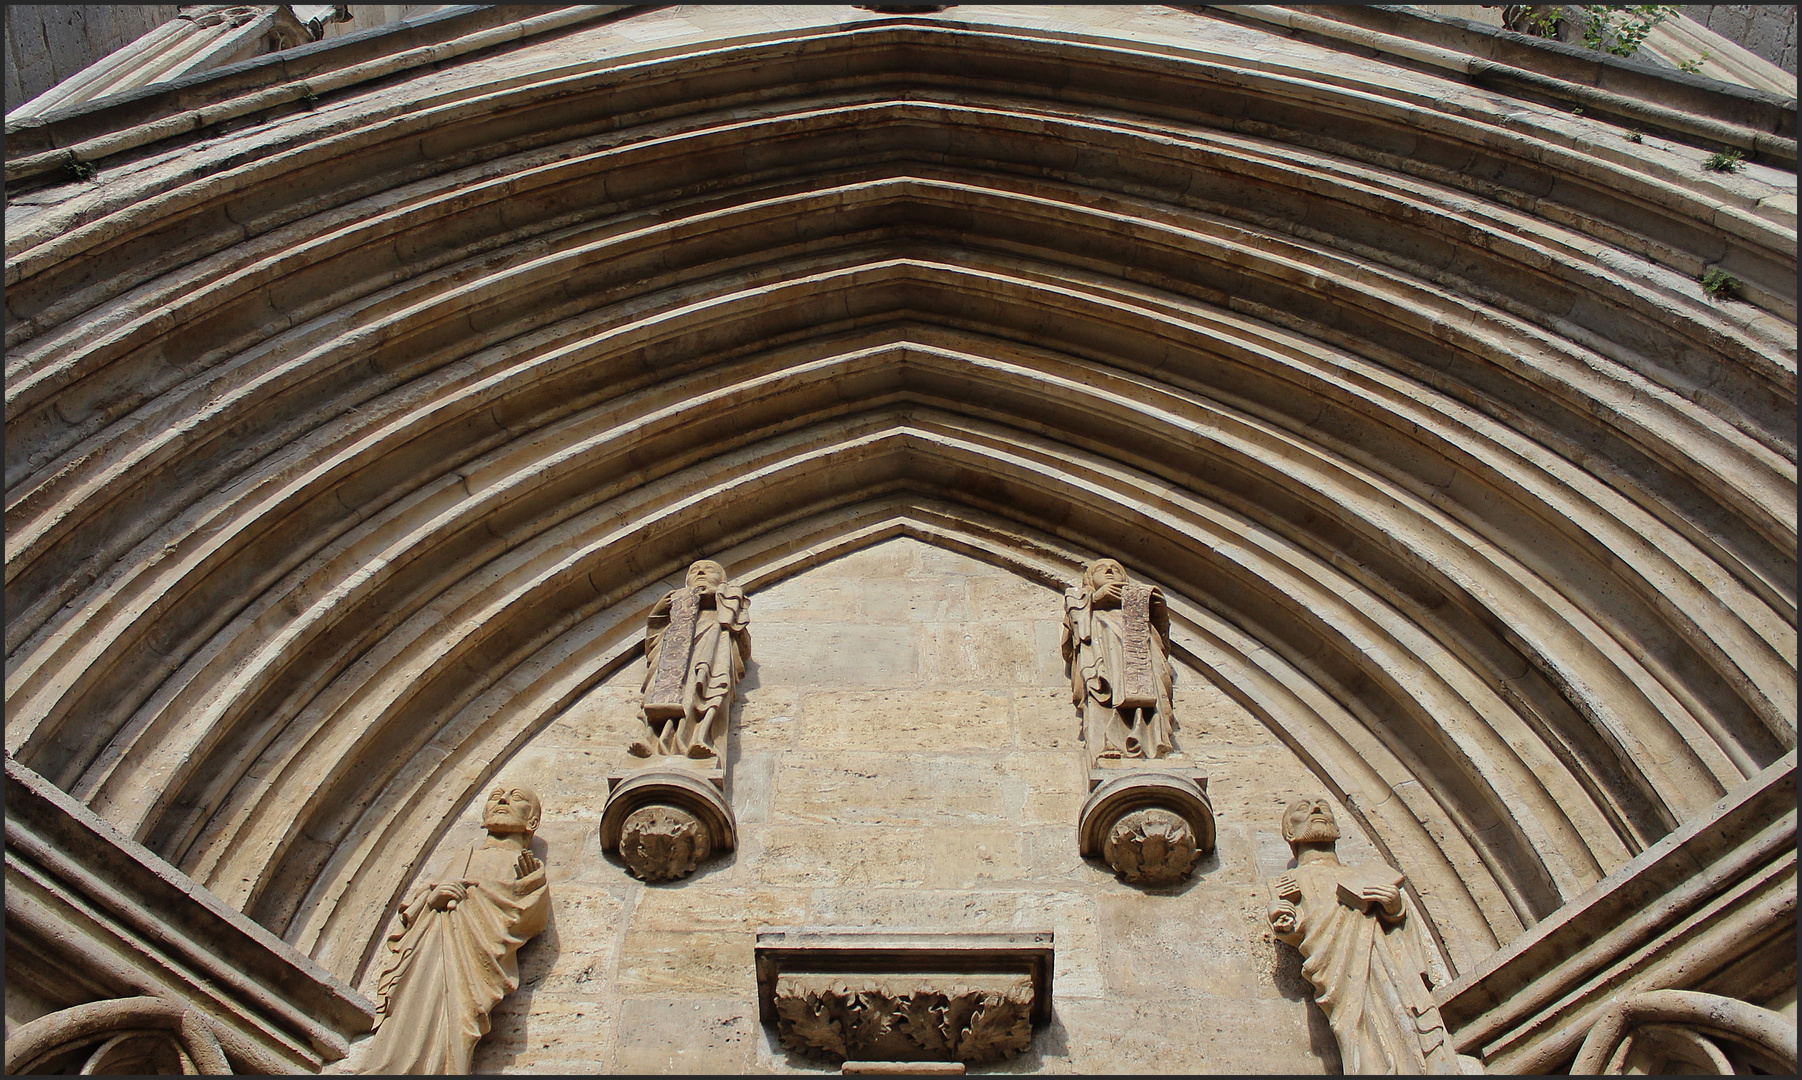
[[4, 996, 232, 1075], [3, 4, 1793, 1065], [1569, 989, 1796, 1075]]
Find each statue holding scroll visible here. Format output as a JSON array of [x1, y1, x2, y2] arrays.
[[1061, 558, 1174, 763], [358, 784, 550, 1075], [1267, 798, 1465, 1075], [630, 559, 750, 761]]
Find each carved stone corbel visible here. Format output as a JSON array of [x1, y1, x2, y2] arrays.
[[1078, 769, 1215, 884], [755, 930, 1053, 1066], [773, 974, 1035, 1064], [600, 769, 736, 883]]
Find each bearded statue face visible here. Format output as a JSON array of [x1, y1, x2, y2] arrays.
[[1084, 558, 1129, 591], [1282, 797, 1340, 846], [483, 784, 542, 836], [686, 559, 727, 592]]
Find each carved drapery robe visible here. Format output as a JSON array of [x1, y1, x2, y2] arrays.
[[1061, 581, 1174, 760], [1269, 860, 1458, 1075], [640, 582, 750, 758], [361, 841, 550, 1074]]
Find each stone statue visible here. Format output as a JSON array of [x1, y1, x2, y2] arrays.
[[357, 784, 550, 1075], [630, 559, 750, 761], [1061, 558, 1174, 763], [1267, 797, 1462, 1075]]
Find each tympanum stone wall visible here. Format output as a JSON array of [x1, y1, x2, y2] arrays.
[[391, 537, 1380, 1073]]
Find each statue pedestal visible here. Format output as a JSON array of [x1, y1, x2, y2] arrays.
[[1077, 766, 1214, 885], [601, 767, 735, 883]]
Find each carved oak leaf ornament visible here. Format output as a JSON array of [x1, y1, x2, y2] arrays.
[[775, 993, 848, 1059], [896, 994, 953, 1054], [767, 967, 1040, 1064], [954, 991, 1034, 1064], [847, 990, 897, 1047]]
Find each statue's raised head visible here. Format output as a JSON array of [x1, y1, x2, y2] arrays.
[[686, 559, 727, 591], [1282, 796, 1340, 847], [483, 783, 542, 836], [1083, 558, 1130, 591]]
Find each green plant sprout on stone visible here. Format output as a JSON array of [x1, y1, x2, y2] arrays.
[[63, 159, 96, 182], [1704, 148, 1744, 173], [1699, 268, 1740, 299], [1509, 6, 1700, 69], [1625, 130, 1644, 143], [1508, 5, 1564, 39], [1582, 5, 1680, 58]]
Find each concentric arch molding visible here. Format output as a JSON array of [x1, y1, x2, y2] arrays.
[[4, 4, 1792, 994]]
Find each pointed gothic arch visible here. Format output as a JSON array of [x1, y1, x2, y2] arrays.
[[6, 7, 1793, 1072]]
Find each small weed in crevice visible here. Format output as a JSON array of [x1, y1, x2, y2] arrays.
[[63, 158, 96, 182], [1703, 148, 1744, 173], [1699, 268, 1741, 300], [1570, 105, 1586, 116], [1625, 130, 1643, 143], [300, 88, 319, 108], [1583, 4, 1680, 58]]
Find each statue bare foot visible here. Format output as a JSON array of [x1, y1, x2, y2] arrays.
[[627, 740, 656, 758], [685, 744, 717, 760]]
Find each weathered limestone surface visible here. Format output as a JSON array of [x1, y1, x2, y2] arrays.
[[3, 756, 373, 1072], [3, 5, 178, 111], [5, 6, 1793, 988], [391, 537, 1369, 1073], [1436, 751, 1797, 1072], [3, 3, 1793, 1074]]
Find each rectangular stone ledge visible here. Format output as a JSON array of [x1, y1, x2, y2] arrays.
[[4, 755, 375, 1072], [1435, 750, 1796, 1072], [1087, 758, 1206, 791], [755, 928, 1056, 1026], [757, 929, 1054, 1066]]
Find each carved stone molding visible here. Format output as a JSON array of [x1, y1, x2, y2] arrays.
[[755, 930, 1053, 1065], [1570, 989, 1796, 1074], [773, 973, 1034, 1064], [600, 768, 736, 882], [5, 996, 230, 1075], [3, 758, 372, 1074], [1436, 753, 1796, 1072], [1077, 769, 1214, 885]]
